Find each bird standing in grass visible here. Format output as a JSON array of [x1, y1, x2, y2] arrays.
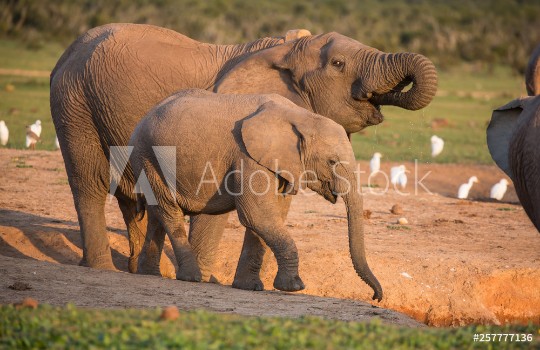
[[370, 152, 382, 174], [457, 176, 479, 199], [26, 120, 41, 150], [490, 179, 509, 201], [0, 120, 8, 146], [391, 165, 407, 189], [431, 135, 444, 157]]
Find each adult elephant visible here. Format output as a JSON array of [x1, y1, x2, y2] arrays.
[[487, 96, 540, 233], [487, 45, 540, 234], [525, 44, 540, 95], [50, 23, 437, 287]]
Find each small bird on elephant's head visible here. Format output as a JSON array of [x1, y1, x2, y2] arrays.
[[0, 120, 9, 146], [26, 120, 41, 150], [490, 179, 509, 201]]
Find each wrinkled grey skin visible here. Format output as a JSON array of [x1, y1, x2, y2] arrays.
[[50, 23, 437, 284], [487, 95, 540, 232], [129, 89, 383, 301], [525, 44, 540, 96]]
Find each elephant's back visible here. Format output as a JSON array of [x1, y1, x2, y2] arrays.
[[141, 90, 266, 144], [51, 23, 195, 79], [50, 23, 212, 152]]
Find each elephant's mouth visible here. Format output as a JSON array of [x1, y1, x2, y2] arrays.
[[321, 182, 338, 204], [359, 101, 383, 128], [368, 102, 383, 125]]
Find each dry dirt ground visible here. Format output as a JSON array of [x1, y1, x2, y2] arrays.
[[0, 149, 539, 327]]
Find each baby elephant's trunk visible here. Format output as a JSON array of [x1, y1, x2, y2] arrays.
[[342, 192, 383, 302]]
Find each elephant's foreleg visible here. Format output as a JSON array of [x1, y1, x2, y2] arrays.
[[233, 195, 291, 291], [249, 224, 304, 292], [188, 213, 228, 282], [118, 197, 148, 273], [232, 229, 267, 291]]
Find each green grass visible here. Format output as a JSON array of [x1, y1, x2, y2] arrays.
[[0, 39, 64, 71], [0, 39, 526, 162], [0, 40, 61, 150], [0, 305, 538, 349]]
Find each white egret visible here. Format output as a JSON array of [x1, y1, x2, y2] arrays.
[[457, 176, 479, 199], [0, 120, 8, 146], [391, 165, 407, 189], [26, 120, 42, 150], [490, 179, 509, 201], [431, 135, 444, 157], [370, 152, 382, 174]]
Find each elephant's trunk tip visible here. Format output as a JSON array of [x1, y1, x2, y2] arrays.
[[372, 290, 383, 302], [360, 273, 383, 302]]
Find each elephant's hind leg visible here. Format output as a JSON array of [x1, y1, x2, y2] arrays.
[[75, 190, 115, 269], [137, 210, 166, 276], [232, 228, 266, 291], [117, 197, 151, 273], [59, 132, 115, 270], [188, 213, 229, 282], [150, 204, 202, 282]]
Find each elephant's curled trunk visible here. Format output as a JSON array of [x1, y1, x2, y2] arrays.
[[342, 192, 383, 301], [370, 52, 438, 111]]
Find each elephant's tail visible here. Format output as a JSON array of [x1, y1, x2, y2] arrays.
[[135, 193, 146, 222]]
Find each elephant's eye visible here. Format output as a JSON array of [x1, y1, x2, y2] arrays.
[[328, 158, 338, 166], [331, 59, 345, 70]]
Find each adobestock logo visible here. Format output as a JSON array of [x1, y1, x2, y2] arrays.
[[109, 146, 434, 204]]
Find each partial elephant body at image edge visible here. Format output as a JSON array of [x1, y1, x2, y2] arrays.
[[525, 44, 540, 96], [487, 95, 540, 232]]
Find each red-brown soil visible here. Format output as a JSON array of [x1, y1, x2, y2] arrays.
[[0, 149, 538, 326]]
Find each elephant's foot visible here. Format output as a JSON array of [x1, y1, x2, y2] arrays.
[[208, 275, 222, 284], [232, 275, 264, 291], [128, 255, 139, 273], [176, 265, 203, 282], [273, 271, 304, 292], [135, 254, 162, 277], [199, 269, 221, 284], [79, 254, 115, 271], [136, 262, 162, 277]]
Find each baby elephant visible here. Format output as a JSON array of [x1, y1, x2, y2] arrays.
[[129, 89, 382, 301]]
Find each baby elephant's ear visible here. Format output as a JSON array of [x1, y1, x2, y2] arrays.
[[241, 101, 308, 194], [487, 98, 530, 179]]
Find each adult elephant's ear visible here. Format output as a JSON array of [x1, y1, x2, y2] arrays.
[[214, 42, 304, 105], [241, 101, 310, 194], [487, 98, 528, 179]]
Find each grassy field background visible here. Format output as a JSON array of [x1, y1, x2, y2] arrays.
[[0, 39, 526, 163], [1, 304, 537, 349]]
